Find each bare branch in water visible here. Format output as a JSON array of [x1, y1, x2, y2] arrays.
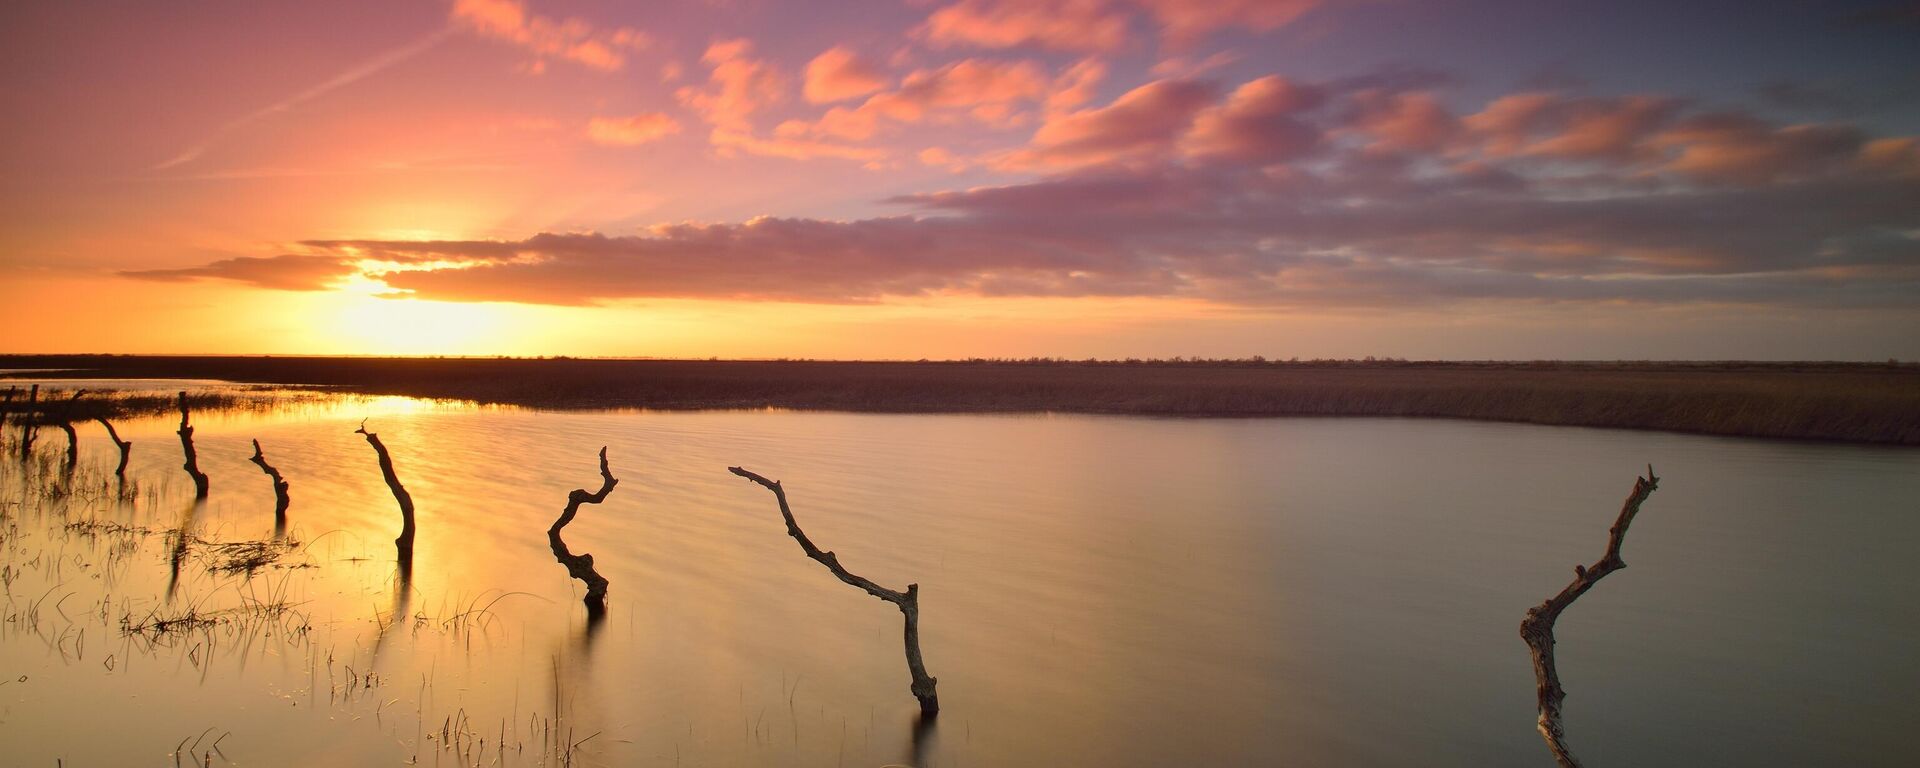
[[1519, 465, 1661, 768], [17, 384, 38, 461], [248, 439, 292, 525], [729, 466, 940, 715], [95, 416, 132, 478], [355, 420, 416, 563], [56, 390, 87, 473], [177, 391, 209, 499], [549, 447, 619, 614]]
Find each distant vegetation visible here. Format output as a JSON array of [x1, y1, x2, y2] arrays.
[[5, 354, 1919, 444]]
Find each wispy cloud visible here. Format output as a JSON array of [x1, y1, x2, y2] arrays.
[[152, 27, 452, 171]]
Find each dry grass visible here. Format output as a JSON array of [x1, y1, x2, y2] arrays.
[[6, 354, 1919, 444]]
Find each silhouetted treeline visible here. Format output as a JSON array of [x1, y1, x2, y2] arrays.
[[5, 355, 1919, 444]]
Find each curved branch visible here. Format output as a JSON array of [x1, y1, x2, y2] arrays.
[[248, 439, 292, 524], [1519, 465, 1661, 768], [729, 466, 940, 715], [17, 384, 38, 461], [56, 390, 87, 472], [176, 391, 209, 498], [94, 417, 132, 477], [549, 447, 618, 613], [355, 420, 416, 562]]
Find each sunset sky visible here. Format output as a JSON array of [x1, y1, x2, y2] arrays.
[[3, 0, 1918, 359]]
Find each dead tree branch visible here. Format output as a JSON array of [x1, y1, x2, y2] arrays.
[[56, 390, 87, 472], [728, 466, 940, 715], [549, 447, 619, 613], [355, 420, 416, 563], [1519, 465, 1661, 768], [176, 391, 209, 498], [95, 416, 132, 477], [17, 384, 38, 461], [248, 439, 292, 525]]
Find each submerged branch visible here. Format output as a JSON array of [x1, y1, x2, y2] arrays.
[[57, 390, 87, 472], [1519, 465, 1661, 768], [248, 439, 292, 524], [549, 447, 619, 613], [95, 416, 132, 477], [728, 466, 940, 715], [18, 384, 38, 461], [355, 420, 416, 563], [177, 391, 210, 498]]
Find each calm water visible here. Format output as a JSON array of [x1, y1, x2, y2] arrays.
[[2, 386, 1916, 766]]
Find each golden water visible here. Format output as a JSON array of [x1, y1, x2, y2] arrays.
[[2, 384, 1916, 765]]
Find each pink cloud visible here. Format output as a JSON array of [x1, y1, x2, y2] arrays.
[[919, 0, 1134, 53], [1182, 75, 1325, 163], [1004, 79, 1220, 170], [1463, 92, 1679, 161], [804, 46, 889, 104], [451, 0, 647, 72], [587, 113, 682, 146], [1654, 114, 1867, 185], [1348, 90, 1460, 152], [710, 127, 888, 164], [1134, 0, 1323, 47], [1046, 58, 1109, 113], [676, 39, 788, 130]]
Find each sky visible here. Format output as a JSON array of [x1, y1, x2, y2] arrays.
[[2, 0, 1918, 359]]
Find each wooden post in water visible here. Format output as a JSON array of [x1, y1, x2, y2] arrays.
[[248, 439, 292, 526], [176, 391, 209, 498], [1519, 465, 1661, 768], [549, 447, 618, 614], [728, 466, 940, 715], [355, 420, 416, 564]]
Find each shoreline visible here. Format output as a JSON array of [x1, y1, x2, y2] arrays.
[[4, 354, 1918, 445]]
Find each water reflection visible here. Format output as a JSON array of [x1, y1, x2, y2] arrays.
[[165, 498, 204, 601], [1, 387, 1918, 767]]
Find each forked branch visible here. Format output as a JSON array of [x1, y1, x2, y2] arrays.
[[249, 439, 292, 524], [177, 391, 209, 498], [728, 466, 940, 715], [356, 420, 416, 562], [549, 447, 619, 613], [1519, 465, 1661, 768]]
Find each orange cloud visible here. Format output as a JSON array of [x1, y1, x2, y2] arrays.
[[587, 113, 682, 145], [804, 46, 889, 103], [781, 58, 1051, 140], [451, 0, 647, 72]]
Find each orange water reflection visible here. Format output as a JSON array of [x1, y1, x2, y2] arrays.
[[3, 387, 1920, 766]]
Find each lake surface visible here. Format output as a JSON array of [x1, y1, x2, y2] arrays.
[[3, 384, 1917, 766]]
